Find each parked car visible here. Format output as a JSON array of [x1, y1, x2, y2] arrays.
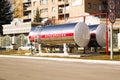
[[18, 44, 35, 50]]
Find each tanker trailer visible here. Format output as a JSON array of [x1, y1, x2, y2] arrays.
[[29, 22, 90, 47], [87, 24, 106, 47], [29, 22, 106, 48]]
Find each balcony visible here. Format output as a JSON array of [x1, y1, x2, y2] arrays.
[[23, 0, 31, 3], [23, 2, 32, 11], [24, 7, 32, 11], [58, 9, 63, 13], [23, 18, 31, 22], [58, 9, 69, 14], [58, 5, 70, 15], [58, 0, 69, 5], [23, 10, 31, 14], [58, 13, 69, 20], [23, 15, 31, 19]]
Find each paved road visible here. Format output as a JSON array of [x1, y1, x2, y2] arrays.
[[0, 57, 120, 80]]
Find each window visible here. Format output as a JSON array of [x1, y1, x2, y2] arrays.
[[93, 4, 97, 9], [88, 3, 91, 9], [40, 0, 48, 5], [52, 0, 56, 2], [40, 8, 48, 13], [118, 0, 120, 4], [118, 9, 120, 14], [52, 16, 55, 19], [24, 3, 31, 7], [33, 1, 36, 6], [33, 10, 36, 15], [52, 7, 55, 12], [63, 0, 68, 2], [28, 13, 31, 18], [58, 0, 62, 1], [99, 5, 102, 11]]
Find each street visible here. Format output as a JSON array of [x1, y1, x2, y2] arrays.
[[0, 57, 120, 80]]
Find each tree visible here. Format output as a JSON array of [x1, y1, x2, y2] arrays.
[[34, 8, 42, 22], [0, 25, 3, 35], [0, 0, 13, 25], [0, 0, 13, 35]]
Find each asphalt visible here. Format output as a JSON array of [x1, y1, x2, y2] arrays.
[[0, 56, 120, 80]]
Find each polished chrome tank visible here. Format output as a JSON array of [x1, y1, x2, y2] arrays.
[[29, 22, 90, 47], [29, 22, 106, 47], [88, 24, 106, 47]]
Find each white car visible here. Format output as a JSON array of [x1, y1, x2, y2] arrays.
[[18, 44, 35, 50]]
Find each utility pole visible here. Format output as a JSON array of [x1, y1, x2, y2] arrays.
[[108, 0, 116, 59]]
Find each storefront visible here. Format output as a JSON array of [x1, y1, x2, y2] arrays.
[[1, 19, 31, 48]]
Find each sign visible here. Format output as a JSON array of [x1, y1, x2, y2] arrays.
[[109, 12, 116, 23], [108, 0, 116, 24], [108, 0, 115, 10], [108, 0, 116, 59]]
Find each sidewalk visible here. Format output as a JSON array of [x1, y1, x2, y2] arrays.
[[25, 52, 101, 57], [0, 55, 120, 65]]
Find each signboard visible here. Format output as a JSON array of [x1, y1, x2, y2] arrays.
[[108, 0, 116, 24], [109, 12, 116, 23], [108, 0, 116, 10]]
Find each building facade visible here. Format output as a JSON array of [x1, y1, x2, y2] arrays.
[[1, 0, 120, 49], [22, 0, 111, 23], [1, 19, 31, 47], [21, 0, 120, 24], [1, 18, 42, 48]]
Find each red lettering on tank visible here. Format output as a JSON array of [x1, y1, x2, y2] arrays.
[[40, 33, 74, 38]]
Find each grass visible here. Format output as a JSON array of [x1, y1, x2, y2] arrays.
[[0, 50, 120, 61], [37, 54, 120, 61], [79, 55, 120, 61], [0, 50, 30, 55]]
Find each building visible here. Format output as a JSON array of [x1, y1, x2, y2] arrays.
[[1, 0, 120, 50], [22, 0, 120, 21], [1, 19, 41, 48], [22, 0, 120, 49], [22, 0, 110, 23]]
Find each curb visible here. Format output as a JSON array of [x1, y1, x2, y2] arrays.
[[0, 55, 120, 65]]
